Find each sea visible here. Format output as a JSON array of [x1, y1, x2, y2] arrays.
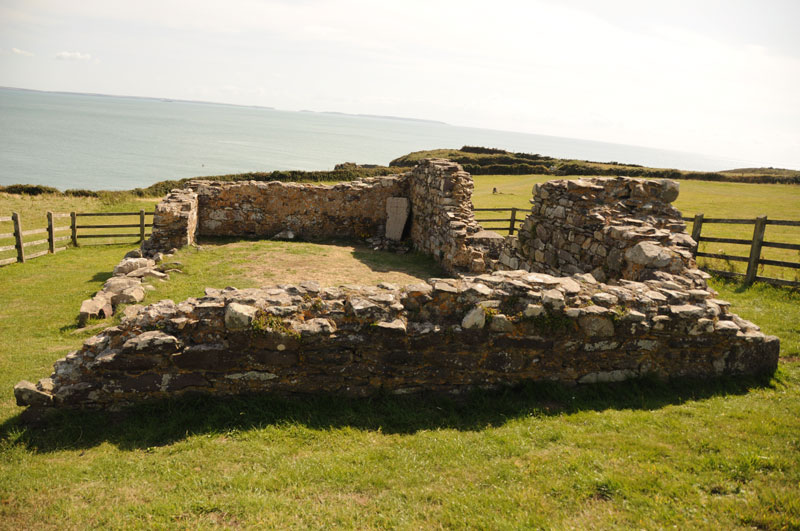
[[0, 86, 756, 191]]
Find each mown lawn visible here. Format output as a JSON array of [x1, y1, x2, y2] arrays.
[[0, 182, 799, 528]]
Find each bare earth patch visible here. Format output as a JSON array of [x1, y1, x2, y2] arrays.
[[195, 238, 444, 287]]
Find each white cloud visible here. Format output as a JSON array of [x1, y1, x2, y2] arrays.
[[12, 47, 34, 56], [55, 51, 92, 61]]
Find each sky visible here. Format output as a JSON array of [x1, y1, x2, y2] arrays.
[[1, 0, 799, 169]]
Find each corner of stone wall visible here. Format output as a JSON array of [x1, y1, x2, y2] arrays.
[[141, 188, 198, 256]]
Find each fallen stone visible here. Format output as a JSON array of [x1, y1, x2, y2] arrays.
[[113, 257, 155, 276], [127, 267, 168, 280], [103, 276, 142, 295], [14, 380, 53, 407], [78, 298, 111, 326], [112, 286, 145, 305]]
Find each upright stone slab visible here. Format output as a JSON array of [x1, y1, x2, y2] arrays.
[[385, 197, 410, 240]]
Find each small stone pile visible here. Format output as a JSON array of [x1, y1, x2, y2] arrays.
[[77, 249, 179, 325], [497, 177, 701, 284], [16, 270, 779, 414]]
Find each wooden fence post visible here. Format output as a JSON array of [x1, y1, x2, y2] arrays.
[[690, 213, 704, 257], [744, 215, 767, 286], [508, 207, 518, 235], [139, 209, 146, 242], [12, 212, 24, 263], [70, 212, 78, 247], [47, 211, 55, 253]]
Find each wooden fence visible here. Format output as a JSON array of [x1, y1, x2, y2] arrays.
[[0, 210, 153, 267], [474, 207, 524, 235], [685, 214, 800, 288]]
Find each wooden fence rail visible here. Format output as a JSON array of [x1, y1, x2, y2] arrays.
[[0, 210, 154, 268], [684, 214, 800, 288], [473, 207, 526, 235]]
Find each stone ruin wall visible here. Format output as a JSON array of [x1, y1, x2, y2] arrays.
[[496, 177, 705, 286], [141, 188, 199, 254], [15, 159, 781, 415], [407, 159, 486, 273], [140, 159, 489, 274], [14, 271, 779, 412], [193, 176, 408, 241]]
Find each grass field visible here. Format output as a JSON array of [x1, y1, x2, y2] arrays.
[[0, 179, 799, 528]]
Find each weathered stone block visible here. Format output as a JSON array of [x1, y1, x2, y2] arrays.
[[385, 197, 410, 240]]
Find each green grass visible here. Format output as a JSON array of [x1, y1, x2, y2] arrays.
[[1, 183, 799, 528]]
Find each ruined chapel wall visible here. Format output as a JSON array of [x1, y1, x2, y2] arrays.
[[193, 176, 408, 240], [407, 159, 486, 273], [497, 177, 703, 286], [141, 188, 198, 255], [15, 270, 780, 412]]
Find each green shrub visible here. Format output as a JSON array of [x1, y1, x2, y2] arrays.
[[0, 183, 61, 195]]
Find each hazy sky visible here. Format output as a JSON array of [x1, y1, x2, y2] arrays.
[[1, 0, 799, 168]]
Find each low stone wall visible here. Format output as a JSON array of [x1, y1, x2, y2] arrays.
[[194, 176, 408, 241], [15, 270, 779, 412]]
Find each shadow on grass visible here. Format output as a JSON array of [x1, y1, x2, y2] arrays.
[[0, 371, 780, 454], [89, 271, 113, 283]]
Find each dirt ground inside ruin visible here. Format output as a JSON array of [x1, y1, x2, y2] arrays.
[[175, 238, 445, 289]]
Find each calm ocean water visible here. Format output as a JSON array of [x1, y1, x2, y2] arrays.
[[0, 87, 754, 191]]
